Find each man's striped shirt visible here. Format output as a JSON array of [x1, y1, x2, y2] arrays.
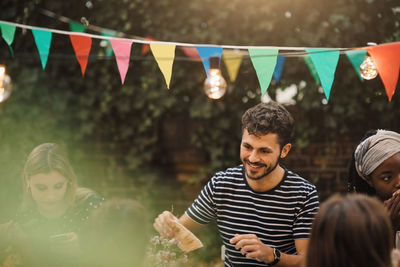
[[185, 164, 319, 266]]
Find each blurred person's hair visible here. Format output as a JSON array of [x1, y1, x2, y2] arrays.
[[84, 197, 150, 267], [305, 193, 393, 267]]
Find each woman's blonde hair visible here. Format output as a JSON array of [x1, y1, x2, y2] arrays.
[[22, 143, 78, 209]]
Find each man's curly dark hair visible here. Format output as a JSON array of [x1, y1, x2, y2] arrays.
[[241, 101, 294, 148]]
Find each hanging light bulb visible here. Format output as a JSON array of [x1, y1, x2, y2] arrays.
[[360, 56, 378, 80], [0, 65, 13, 103], [203, 56, 227, 100]]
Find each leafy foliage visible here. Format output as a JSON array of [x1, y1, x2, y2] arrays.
[[0, 0, 400, 263]]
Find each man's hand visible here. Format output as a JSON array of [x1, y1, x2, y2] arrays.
[[153, 211, 178, 238], [229, 234, 274, 263]]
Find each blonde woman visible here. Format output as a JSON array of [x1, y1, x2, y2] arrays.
[[0, 143, 103, 266]]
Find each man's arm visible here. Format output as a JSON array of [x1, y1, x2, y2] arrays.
[[230, 235, 308, 267], [178, 213, 203, 233]]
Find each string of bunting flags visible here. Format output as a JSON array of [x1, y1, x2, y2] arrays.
[[0, 18, 400, 102]]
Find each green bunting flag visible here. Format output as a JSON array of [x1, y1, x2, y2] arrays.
[[69, 21, 86, 33], [345, 49, 367, 81], [248, 48, 278, 96], [303, 56, 320, 85], [306, 48, 340, 101], [101, 30, 116, 58], [0, 23, 16, 56], [32, 29, 52, 69]]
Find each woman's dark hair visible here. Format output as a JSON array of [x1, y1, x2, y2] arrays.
[[241, 101, 294, 148], [305, 193, 393, 267], [347, 129, 379, 195]]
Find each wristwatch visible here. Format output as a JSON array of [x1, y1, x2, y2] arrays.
[[266, 248, 281, 266]]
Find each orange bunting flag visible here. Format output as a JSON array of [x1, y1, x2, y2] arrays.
[[141, 36, 157, 56], [110, 39, 133, 84], [69, 35, 92, 76], [367, 42, 400, 101]]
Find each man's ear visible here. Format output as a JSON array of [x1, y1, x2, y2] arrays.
[[280, 143, 292, 159]]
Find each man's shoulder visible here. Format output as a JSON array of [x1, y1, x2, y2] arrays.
[[284, 169, 317, 191], [212, 165, 244, 181], [214, 164, 243, 178]]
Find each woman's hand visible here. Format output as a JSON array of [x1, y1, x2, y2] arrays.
[[384, 193, 400, 231], [49, 232, 80, 255]]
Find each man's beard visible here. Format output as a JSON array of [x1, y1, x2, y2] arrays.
[[244, 159, 279, 181]]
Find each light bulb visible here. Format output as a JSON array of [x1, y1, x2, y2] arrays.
[[360, 56, 378, 80], [0, 65, 12, 103], [203, 69, 227, 100]]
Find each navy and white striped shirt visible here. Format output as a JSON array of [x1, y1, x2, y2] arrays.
[[186, 165, 319, 267]]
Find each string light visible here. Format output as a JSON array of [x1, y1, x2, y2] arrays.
[[360, 56, 378, 80], [203, 57, 227, 100], [0, 65, 13, 103]]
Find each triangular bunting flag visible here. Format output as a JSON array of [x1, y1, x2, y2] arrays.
[[222, 50, 242, 82], [141, 36, 157, 56], [101, 30, 115, 57], [248, 48, 279, 96], [150, 43, 176, 89], [181, 47, 200, 59], [69, 22, 86, 33], [303, 56, 320, 85], [273, 56, 286, 83], [345, 49, 367, 81], [70, 35, 92, 76], [306, 48, 340, 101], [32, 29, 52, 70], [367, 43, 400, 101], [110, 39, 133, 84], [195, 46, 223, 76], [0, 23, 16, 56]]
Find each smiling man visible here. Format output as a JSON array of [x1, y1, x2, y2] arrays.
[[154, 102, 319, 267]]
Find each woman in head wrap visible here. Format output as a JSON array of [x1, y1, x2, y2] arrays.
[[348, 129, 400, 232]]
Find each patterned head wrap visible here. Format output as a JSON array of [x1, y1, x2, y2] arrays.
[[354, 130, 400, 181]]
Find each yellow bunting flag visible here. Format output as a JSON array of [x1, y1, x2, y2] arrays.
[[150, 43, 176, 89], [222, 50, 243, 82]]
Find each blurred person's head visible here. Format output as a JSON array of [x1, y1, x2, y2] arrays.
[[305, 193, 393, 267], [84, 198, 150, 267], [22, 143, 77, 218], [348, 129, 400, 201]]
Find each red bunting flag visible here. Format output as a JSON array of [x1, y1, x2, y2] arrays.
[[367, 42, 400, 101], [181, 47, 200, 59], [69, 35, 92, 76]]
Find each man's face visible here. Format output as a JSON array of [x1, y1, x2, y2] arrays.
[[369, 152, 400, 200], [240, 129, 289, 181]]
